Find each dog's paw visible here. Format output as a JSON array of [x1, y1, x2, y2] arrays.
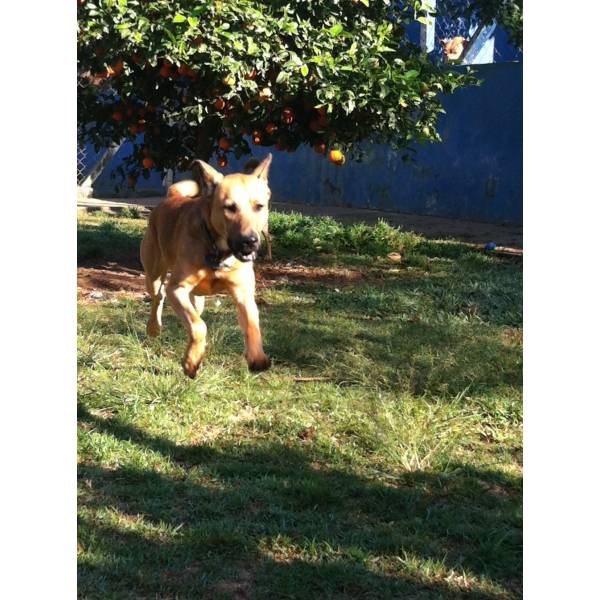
[[182, 357, 202, 379], [248, 354, 271, 372], [146, 321, 161, 338]]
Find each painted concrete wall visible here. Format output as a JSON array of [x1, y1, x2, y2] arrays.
[[86, 62, 522, 225]]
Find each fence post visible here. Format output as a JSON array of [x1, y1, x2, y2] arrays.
[[463, 20, 497, 64], [78, 142, 122, 198], [419, 0, 437, 53], [163, 169, 174, 190]]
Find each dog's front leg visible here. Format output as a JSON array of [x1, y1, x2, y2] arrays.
[[166, 281, 207, 378], [229, 281, 270, 372]]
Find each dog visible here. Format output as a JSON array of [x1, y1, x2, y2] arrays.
[[243, 158, 272, 261], [140, 154, 273, 378], [441, 36, 469, 62]]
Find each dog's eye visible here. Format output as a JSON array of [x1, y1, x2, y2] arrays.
[[254, 203, 265, 211], [224, 203, 237, 213]]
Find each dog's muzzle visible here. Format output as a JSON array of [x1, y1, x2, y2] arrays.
[[230, 233, 260, 262]]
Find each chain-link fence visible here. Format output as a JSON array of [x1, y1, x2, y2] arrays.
[[77, 145, 88, 185], [77, 72, 89, 187]]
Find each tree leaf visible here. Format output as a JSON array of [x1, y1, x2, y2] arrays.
[[329, 23, 344, 37]]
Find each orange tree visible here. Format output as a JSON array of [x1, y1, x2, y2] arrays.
[[77, 0, 477, 184]]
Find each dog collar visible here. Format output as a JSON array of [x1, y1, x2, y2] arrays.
[[202, 221, 233, 270]]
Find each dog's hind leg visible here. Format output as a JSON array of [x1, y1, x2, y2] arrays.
[[262, 226, 273, 261], [189, 293, 205, 317], [145, 275, 167, 337], [141, 228, 167, 337]]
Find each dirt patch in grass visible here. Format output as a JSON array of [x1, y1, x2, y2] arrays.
[[77, 261, 369, 298], [78, 266, 146, 296], [212, 567, 254, 599], [257, 262, 364, 287]]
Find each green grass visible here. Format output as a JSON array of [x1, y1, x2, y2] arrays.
[[78, 211, 522, 599]]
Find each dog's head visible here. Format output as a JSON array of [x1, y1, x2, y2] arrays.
[[190, 154, 272, 262], [440, 36, 468, 61]]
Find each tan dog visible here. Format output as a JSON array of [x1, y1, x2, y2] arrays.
[[441, 36, 469, 62], [243, 158, 272, 261], [140, 154, 273, 378]]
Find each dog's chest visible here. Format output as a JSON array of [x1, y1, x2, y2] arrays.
[[191, 265, 237, 296]]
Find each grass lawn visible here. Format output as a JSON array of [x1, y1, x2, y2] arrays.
[[78, 211, 522, 599]]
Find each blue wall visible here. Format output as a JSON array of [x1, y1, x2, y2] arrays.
[[87, 62, 522, 225]]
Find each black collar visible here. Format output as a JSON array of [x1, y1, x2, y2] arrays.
[[202, 220, 233, 270]]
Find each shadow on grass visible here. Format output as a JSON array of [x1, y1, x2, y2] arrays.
[[78, 406, 522, 599], [78, 218, 144, 269], [260, 297, 520, 396]]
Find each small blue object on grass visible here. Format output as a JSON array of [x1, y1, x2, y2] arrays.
[[484, 242, 497, 252]]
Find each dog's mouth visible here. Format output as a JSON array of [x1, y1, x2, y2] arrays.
[[234, 250, 257, 262]]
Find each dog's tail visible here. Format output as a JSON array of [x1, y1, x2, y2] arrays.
[[167, 179, 201, 199]]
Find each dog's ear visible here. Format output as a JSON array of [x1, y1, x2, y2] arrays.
[[189, 159, 224, 195], [251, 153, 273, 181]]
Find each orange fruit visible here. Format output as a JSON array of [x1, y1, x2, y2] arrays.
[[142, 157, 154, 169], [218, 137, 231, 151], [265, 123, 278, 135], [217, 155, 228, 168], [253, 132, 263, 145], [245, 68, 257, 80], [329, 149, 345, 166], [282, 107, 295, 125], [214, 97, 226, 111]]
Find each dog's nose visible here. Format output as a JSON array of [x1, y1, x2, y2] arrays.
[[239, 233, 259, 252]]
